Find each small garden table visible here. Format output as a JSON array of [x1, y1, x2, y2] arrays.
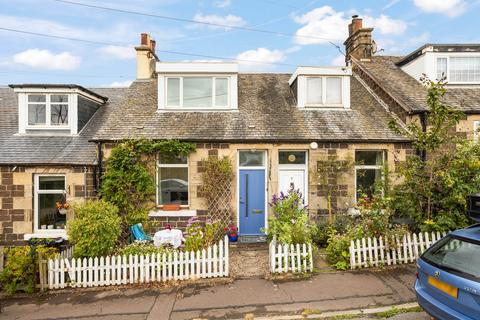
[[153, 229, 184, 248]]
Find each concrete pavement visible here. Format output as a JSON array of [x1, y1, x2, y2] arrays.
[[1, 265, 422, 320]]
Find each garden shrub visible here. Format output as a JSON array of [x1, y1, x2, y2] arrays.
[[266, 189, 317, 244], [0, 245, 58, 294], [314, 215, 353, 247], [116, 242, 175, 256], [325, 230, 351, 271], [67, 200, 122, 258], [184, 217, 223, 252], [389, 78, 480, 232]]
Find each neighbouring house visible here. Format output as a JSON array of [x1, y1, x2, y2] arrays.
[[344, 16, 480, 144], [0, 29, 414, 246]]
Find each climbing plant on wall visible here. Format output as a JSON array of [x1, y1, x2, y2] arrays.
[[100, 139, 196, 233]]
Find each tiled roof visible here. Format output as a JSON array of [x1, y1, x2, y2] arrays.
[[0, 87, 126, 165], [355, 56, 480, 113], [91, 73, 408, 142]]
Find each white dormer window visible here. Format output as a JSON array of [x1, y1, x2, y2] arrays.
[[157, 62, 238, 111], [166, 76, 229, 108], [306, 76, 343, 106], [27, 94, 69, 127], [11, 85, 107, 135], [289, 66, 351, 109], [436, 56, 480, 83]]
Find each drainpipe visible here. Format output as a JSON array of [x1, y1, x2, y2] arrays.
[[96, 142, 103, 197], [419, 112, 428, 161], [83, 166, 88, 199]]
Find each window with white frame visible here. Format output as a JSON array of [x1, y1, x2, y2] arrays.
[[436, 56, 480, 83], [157, 155, 189, 206], [28, 94, 69, 127], [355, 150, 386, 201], [306, 76, 342, 106], [35, 175, 67, 232], [474, 121, 480, 143], [166, 76, 229, 108]]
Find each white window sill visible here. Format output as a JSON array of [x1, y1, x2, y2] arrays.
[[149, 209, 197, 217], [24, 231, 68, 240]]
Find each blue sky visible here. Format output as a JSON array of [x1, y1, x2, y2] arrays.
[[0, 0, 479, 86]]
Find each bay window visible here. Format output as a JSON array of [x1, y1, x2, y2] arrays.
[[157, 155, 189, 206], [166, 76, 229, 108], [355, 150, 386, 201]]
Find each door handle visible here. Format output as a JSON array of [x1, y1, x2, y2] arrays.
[[245, 174, 249, 218]]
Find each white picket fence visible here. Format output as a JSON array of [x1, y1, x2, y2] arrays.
[[349, 231, 447, 269], [45, 236, 229, 289], [269, 237, 313, 273]]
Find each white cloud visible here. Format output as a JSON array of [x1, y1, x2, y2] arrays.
[[293, 6, 408, 45], [293, 6, 347, 45], [99, 45, 136, 59], [192, 13, 246, 30], [331, 55, 345, 66], [364, 15, 407, 35], [236, 48, 285, 71], [214, 0, 231, 8], [108, 80, 133, 87], [13, 49, 81, 70], [413, 0, 466, 17]]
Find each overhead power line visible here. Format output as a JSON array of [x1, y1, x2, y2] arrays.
[[0, 27, 297, 66], [51, 0, 340, 43]]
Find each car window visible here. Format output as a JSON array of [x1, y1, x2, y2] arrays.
[[423, 235, 480, 281]]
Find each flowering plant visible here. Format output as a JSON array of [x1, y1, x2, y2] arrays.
[[55, 201, 70, 210], [224, 225, 237, 237], [184, 217, 222, 251], [265, 188, 317, 244]]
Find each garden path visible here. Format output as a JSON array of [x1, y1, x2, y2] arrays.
[[229, 242, 270, 278]]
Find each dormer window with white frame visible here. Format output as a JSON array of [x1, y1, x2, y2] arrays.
[[436, 56, 480, 83], [289, 66, 351, 109], [157, 62, 238, 111], [10, 84, 108, 135], [27, 94, 69, 128]]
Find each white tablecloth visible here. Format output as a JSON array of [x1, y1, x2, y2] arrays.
[[153, 229, 184, 248]]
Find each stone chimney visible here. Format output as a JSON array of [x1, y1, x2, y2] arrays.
[[135, 33, 158, 80], [344, 15, 375, 63]]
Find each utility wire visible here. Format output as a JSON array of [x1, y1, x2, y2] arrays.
[[51, 0, 339, 43], [0, 27, 297, 66]]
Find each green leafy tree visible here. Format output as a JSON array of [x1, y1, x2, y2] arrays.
[[390, 77, 480, 231]]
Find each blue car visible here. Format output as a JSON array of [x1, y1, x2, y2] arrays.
[[415, 224, 480, 319]]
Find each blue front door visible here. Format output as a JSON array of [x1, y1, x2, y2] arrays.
[[239, 169, 266, 235]]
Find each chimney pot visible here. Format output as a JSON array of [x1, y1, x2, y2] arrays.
[[141, 33, 149, 46]]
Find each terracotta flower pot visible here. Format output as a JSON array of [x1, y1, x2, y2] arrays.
[[163, 204, 181, 211]]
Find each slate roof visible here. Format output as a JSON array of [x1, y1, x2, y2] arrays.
[[91, 73, 408, 142], [355, 56, 480, 113], [0, 86, 125, 165]]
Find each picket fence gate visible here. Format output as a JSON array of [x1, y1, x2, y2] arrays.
[[43, 236, 229, 290], [349, 231, 447, 269], [269, 237, 313, 273]]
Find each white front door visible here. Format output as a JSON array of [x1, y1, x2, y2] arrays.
[[279, 169, 305, 196]]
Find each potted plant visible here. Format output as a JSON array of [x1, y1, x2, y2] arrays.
[[56, 201, 70, 215], [225, 225, 238, 242]]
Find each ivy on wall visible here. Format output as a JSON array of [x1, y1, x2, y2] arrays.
[[100, 139, 196, 228]]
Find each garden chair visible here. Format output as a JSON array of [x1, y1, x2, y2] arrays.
[[130, 223, 152, 242]]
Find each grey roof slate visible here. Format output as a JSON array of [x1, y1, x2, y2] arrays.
[[0, 87, 125, 165], [355, 56, 480, 113], [92, 73, 408, 142]]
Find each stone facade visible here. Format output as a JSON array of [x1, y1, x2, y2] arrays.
[[0, 165, 95, 246], [102, 141, 410, 232]]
